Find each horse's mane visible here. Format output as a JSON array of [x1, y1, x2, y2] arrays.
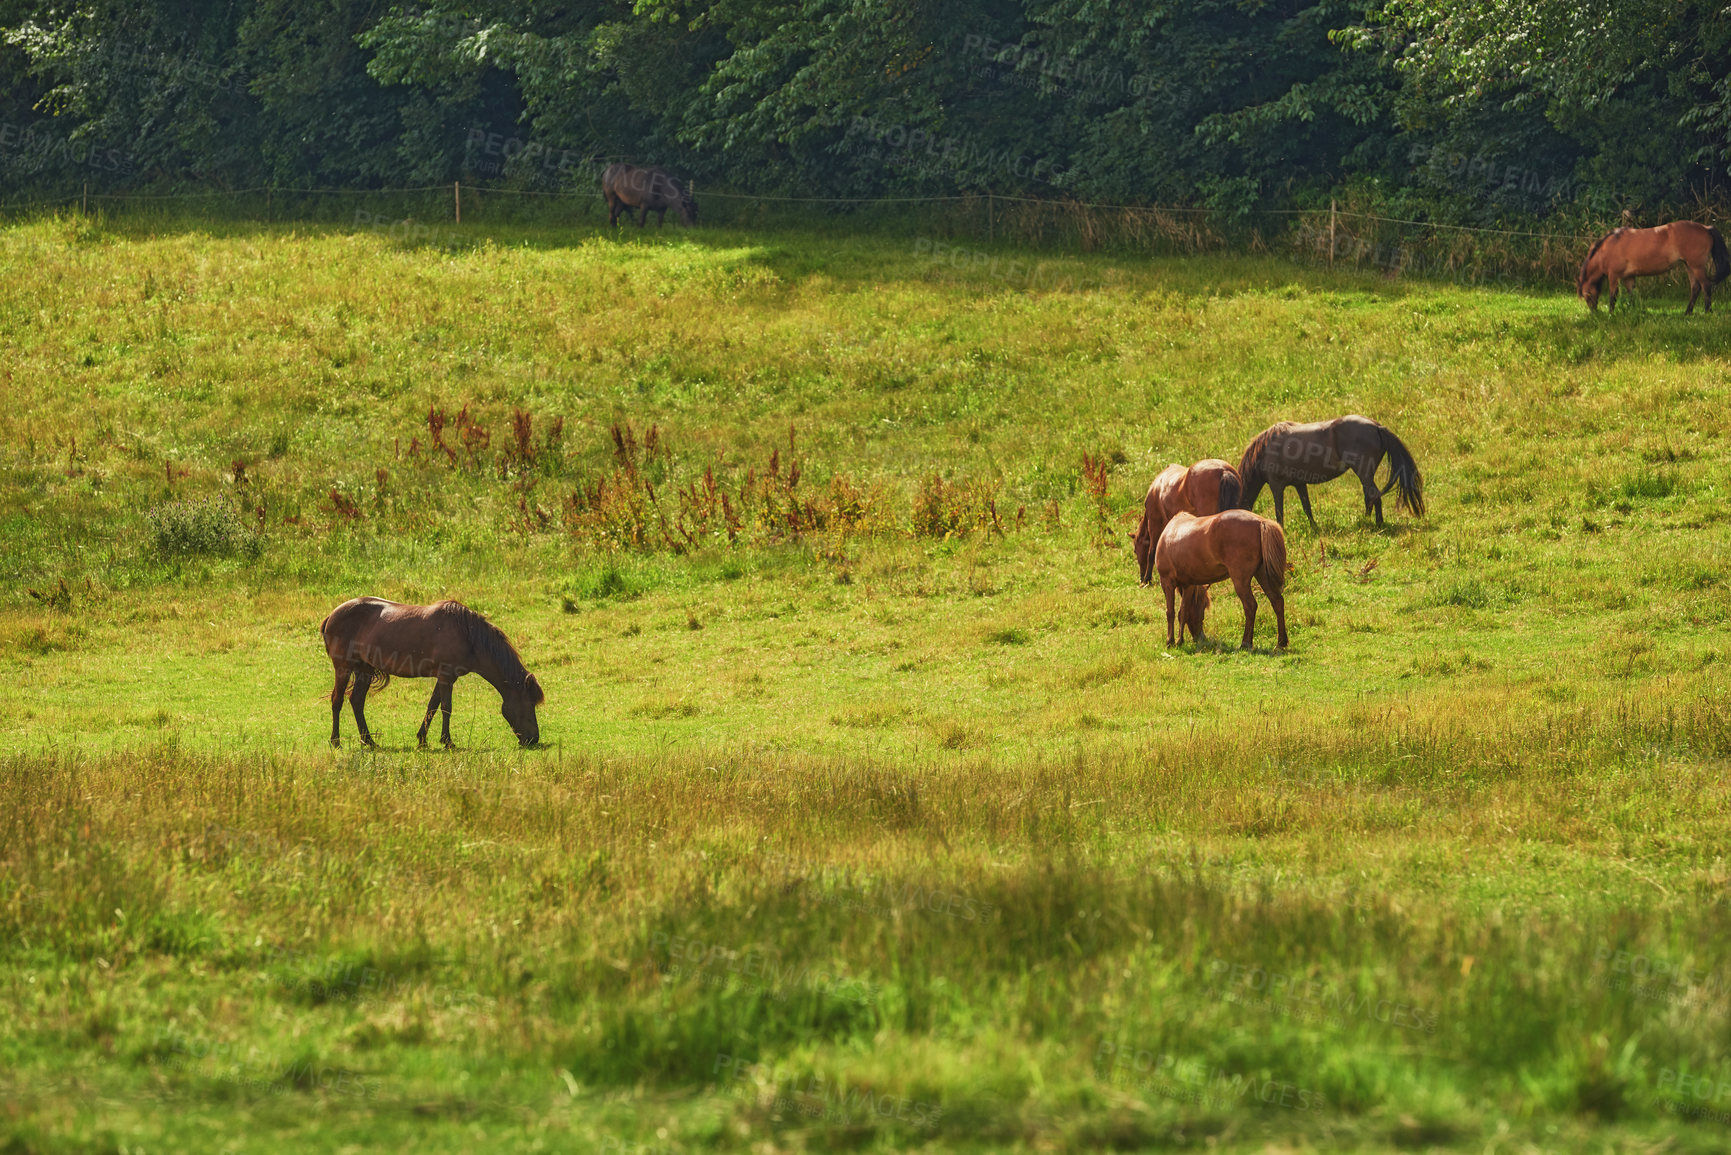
[[1583, 229, 1621, 263], [1238, 423, 1291, 481], [443, 601, 529, 685]]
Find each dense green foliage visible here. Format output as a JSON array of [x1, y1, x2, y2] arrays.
[[4, 0, 1730, 221]]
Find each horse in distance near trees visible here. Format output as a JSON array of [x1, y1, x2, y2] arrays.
[[1131, 459, 1243, 586], [321, 598, 543, 749], [602, 163, 698, 227], [1238, 415, 1424, 529], [1578, 221, 1730, 314], [1155, 510, 1289, 650]]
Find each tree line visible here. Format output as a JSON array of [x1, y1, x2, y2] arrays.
[[2, 0, 1727, 224]]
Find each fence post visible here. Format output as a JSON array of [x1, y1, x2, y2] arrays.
[[454, 181, 461, 225], [82, 182, 88, 215], [988, 193, 994, 243], [1329, 199, 1336, 266]]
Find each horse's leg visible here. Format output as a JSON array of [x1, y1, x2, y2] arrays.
[[438, 681, 455, 747], [637, 205, 648, 227], [1163, 582, 1177, 646], [1357, 466, 1384, 525], [1358, 465, 1378, 518], [416, 681, 445, 749], [657, 207, 667, 227], [1258, 576, 1289, 649], [1271, 485, 1286, 526], [1607, 276, 1620, 312], [1232, 574, 1257, 650], [330, 668, 351, 747], [1687, 271, 1701, 315], [349, 672, 376, 747], [1295, 484, 1317, 529]]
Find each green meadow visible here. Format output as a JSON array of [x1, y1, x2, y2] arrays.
[[3, 210, 1731, 1152]]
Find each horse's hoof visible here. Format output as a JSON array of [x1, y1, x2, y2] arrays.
[[329, 739, 341, 749]]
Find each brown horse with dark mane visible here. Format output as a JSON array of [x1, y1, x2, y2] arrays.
[[1155, 510, 1288, 650], [1131, 459, 1243, 586], [321, 598, 544, 748], [602, 163, 698, 228], [1238, 415, 1423, 529], [1578, 221, 1730, 313]]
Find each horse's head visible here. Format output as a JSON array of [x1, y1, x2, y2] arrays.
[[1179, 585, 1211, 640], [502, 672, 544, 747], [679, 188, 698, 226], [1132, 515, 1154, 586], [1578, 269, 1602, 311]]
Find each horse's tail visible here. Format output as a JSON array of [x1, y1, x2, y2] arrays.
[[1710, 226, 1730, 284], [1255, 518, 1287, 593], [1377, 425, 1426, 517], [1218, 466, 1243, 512]]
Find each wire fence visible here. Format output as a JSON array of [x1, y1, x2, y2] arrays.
[[0, 177, 1643, 286]]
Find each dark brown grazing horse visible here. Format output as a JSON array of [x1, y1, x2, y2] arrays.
[[602, 163, 698, 227], [1131, 459, 1244, 586], [1155, 510, 1288, 650], [321, 598, 543, 749], [1578, 221, 1729, 313], [1238, 415, 1423, 529]]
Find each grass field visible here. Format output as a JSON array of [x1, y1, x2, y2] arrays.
[[4, 208, 1731, 1152]]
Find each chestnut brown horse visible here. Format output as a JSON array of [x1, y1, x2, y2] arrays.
[[1238, 415, 1423, 529], [1578, 221, 1729, 313], [602, 163, 698, 227], [1131, 459, 1244, 585], [1155, 511, 1289, 650], [321, 598, 543, 748]]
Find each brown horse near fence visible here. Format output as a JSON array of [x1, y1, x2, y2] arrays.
[[1238, 415, 1424, 529], [1155, 510, 1289, 650], [1131, 459, 1243, 586], [321, 597, 544, 748], [1578, 221, 1730, 313], [602, 163, 698, 227]]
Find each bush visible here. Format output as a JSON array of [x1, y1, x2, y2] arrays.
[[147, 498, 262, 561]]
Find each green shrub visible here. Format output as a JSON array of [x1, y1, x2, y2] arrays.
[[147, 498, 261, 560]]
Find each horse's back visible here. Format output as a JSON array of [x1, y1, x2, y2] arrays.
[[1203, 509, 1265, 534], [324, 596, 388, 631], [321, 598, 478, 673], [1280, 415, 1363, 439], [604, 163, 680, 206], [603, 163, 645, 200], [1148, 463, 1185, 506], [1155, 511, 1202, 554], [1187, 459, 1237, 515], [1595, 221, 1713, 270], [1154, 510, 1225, 584], [322, 596, 455, 639]]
